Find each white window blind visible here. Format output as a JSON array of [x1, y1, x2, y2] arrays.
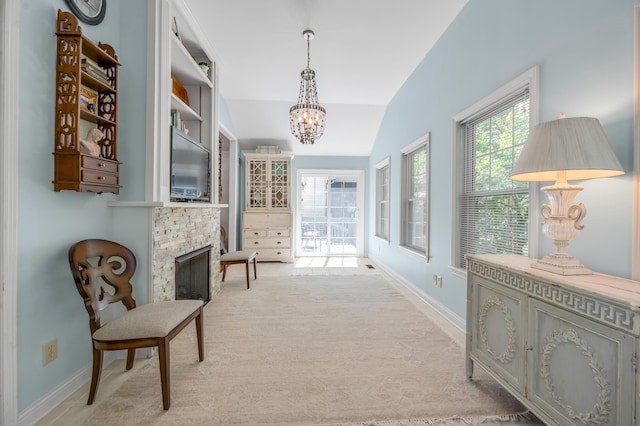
[[457, 90, 530, 269], [375, 160, 390, 241], [401, 138, 429, 255]]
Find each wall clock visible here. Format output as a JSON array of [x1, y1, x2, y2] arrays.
[[65, 0, 106, 25]]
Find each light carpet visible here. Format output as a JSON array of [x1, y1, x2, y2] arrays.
[[64, 274, 536, 425]]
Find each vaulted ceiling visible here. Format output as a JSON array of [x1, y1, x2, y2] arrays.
[[184, 0, 468, 156]]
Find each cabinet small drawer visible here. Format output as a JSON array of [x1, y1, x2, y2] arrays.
[[268, 229, 290, 237], [82, 156, 119, 173], [244, 229, 267, 238], [245, 237, 289, 248], [82, 170, 118, 185], [255, 248, 291, 261]]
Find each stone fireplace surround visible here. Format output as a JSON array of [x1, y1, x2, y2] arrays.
[[151, 206, 221, 303]]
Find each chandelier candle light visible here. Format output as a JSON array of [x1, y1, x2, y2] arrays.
[[510, 114, 624, 275], [290, 29, 326, 144]]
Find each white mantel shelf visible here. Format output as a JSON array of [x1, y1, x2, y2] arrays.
[[107, 201, 229, 208]]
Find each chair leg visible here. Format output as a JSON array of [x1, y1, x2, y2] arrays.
[[196, 307, 204, 361], [221, 264, 227, 282], [158, 338, 171, 410], [87, 348, 104, 405], [245, 260, 250, 289], [252, 257, 257, 279], [126, 348, 136, 370]]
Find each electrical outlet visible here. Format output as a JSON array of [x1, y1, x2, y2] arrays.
[[432, 274, 438, 286], [437, 276, 443, 288], [43, 339, 58, 366]]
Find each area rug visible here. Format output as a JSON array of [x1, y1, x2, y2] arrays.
[[75, 274, 534, 425]]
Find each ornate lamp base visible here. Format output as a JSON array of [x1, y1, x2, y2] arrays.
[[535, 177, 593, 276], [531, 253, 592, 275]]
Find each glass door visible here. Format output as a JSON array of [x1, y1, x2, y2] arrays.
[[297, 170, 364, 256]]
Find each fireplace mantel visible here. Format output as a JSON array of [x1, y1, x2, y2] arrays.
[[108, 201, 229, 208]]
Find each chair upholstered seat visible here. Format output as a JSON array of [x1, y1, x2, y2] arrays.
[[93, 300, 204, 341], [219, 226, 257, 289], [68, 239, 204, 410], [220, 250, 256, 262]]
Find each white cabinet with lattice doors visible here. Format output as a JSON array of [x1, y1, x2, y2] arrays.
[[243, 153, 294, 262], [245, 154, 291, 209]]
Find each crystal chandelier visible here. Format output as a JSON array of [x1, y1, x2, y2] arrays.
[[290, 29, 326, 144]]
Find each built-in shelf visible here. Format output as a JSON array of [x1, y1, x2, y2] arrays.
[[170, 33, 213, 88], [171, 93, 202, 121]]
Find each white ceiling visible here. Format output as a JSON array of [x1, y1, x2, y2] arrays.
[[183, 0, 468, 156]]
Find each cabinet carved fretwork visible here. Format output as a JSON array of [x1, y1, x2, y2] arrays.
[[466, 254, 639, 425], [53, 10, 121, 194]]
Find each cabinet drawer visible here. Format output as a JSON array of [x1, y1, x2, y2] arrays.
[[81, 169, 119, 185], [82, 156, 119, 173], [244, 229, 267, 238], [268, 229, 290, 237], [255, 248, 291, 261], [244, 237, 290, 248]]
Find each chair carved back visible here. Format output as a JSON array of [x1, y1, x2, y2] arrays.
[[69, 239, 137, 334], [220, 226, 228, 254]]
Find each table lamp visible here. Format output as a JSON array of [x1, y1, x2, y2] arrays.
[[510, 115, 624, 275]]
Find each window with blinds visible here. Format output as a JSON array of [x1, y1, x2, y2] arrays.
[[401, 134, 429, 256], [456, 90, 530, 269], [375, 158, 390, 241]]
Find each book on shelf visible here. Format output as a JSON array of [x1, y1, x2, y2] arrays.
[[170, 110, 188, 133], [81, 58, 110, 84]]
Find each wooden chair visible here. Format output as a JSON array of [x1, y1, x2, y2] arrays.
[[68, 239, 204, 410], [220, 226, 257, 289]]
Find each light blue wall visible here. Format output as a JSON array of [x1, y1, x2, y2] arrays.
[[369, 0, 638, 319], [18, 0, 148, 411], [219, 95, 236, 136]]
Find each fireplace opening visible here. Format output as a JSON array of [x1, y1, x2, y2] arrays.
[[175, 245, 211, 304]]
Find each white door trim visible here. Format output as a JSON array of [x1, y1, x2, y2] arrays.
[[296, 169, 365, 257], [633, 5, 640, 280], [220, 123, 238, 251], [1, 0, 21, 423]]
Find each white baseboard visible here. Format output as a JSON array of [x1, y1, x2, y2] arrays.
[[367, 254, 466, 332], [18, 351, 125, 426]]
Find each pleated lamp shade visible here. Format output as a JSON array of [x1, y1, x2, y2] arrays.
[[510, 117, 624, 182]]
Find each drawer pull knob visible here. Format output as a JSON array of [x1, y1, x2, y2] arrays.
[[277, 252, 282, 255], [254, 242, 259, 245], [254, 232, 259, 235], [99, 163, 106, 168], [277, 232, 282, 235], [277, 241, 282, 244], [525, 346, 533, 351], [98, 176, 106, 180]]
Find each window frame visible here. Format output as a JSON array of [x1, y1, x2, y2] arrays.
[[450, 66, 540, 278], [374, 157, 391, 243], [400, 133, 430, 259]]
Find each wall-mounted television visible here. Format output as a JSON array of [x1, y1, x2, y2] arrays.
[[170, 127, 211, 203]]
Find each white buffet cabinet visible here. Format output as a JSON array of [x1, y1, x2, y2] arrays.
[[466, 254, 640, 425]]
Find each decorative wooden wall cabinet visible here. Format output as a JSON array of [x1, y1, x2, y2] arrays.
[[53, 10, 121, 194]]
